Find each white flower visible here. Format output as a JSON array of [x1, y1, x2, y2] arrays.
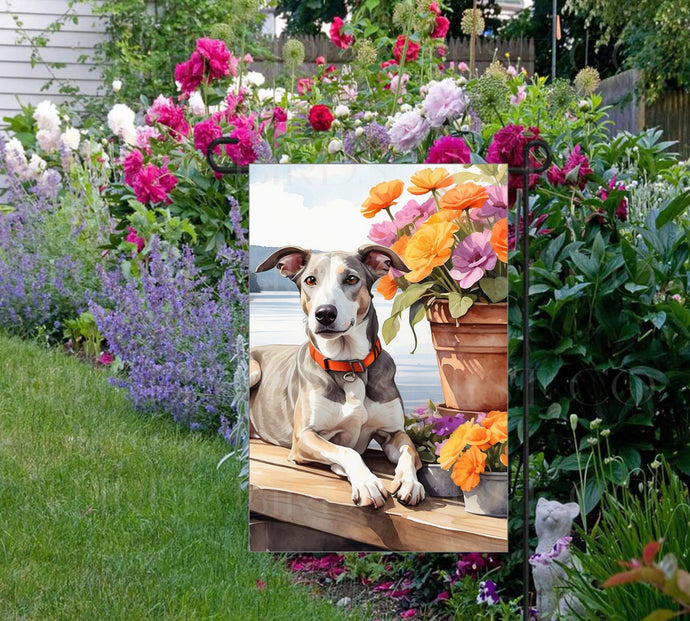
[[188, 91, 206, 115], [578, 99, 590, 110], [388, 109, 430, 152], [60, 127, 81, 151], [28, 153, 47, 179], [256, 88, 274, 104], [279, 154, 290, 164], [327, 138, 343, 154], [334, 104, 350, 118], [363, 111, 375, 122], [399, 103, 413, 113], [354, 119, 362, 127], [36, 128, 60, 153], [355, 127, 365, 137], [107, 103, 137, 145], [244, 71, 266, 87], [33, 100, 61, 133], [112, 79, 122, 92]]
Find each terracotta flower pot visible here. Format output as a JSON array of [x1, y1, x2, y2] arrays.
[[426, 300, 508, 413], [462, 471, 508, 517]]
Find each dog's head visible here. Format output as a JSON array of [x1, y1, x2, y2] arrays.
[[256, 245, 408, 339]]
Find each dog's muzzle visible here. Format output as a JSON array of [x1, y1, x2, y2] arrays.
[[315, 304, 338, 327]]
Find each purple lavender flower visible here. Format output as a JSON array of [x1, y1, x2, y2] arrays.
[[449, 229, 497, 288]]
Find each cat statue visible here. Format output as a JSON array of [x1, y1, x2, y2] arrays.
[[530, 497, 585, 620]]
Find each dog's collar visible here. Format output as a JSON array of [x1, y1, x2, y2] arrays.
[[309, 338, 382, 373]]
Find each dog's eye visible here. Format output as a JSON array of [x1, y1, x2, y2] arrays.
[[345, 275, 359, 285], [304, 275, 317, 286]]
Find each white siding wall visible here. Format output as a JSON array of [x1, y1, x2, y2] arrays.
[[0, 0, 106, 124]]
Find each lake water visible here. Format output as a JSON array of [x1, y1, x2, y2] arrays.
[[250, 291, 444, 410]]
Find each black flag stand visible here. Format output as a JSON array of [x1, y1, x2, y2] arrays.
[[508, 139, 553, 620]]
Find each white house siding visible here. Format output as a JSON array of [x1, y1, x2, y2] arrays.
[[0, 0, 106, 124]]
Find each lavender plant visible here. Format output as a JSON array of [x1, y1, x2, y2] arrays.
[[90, 236, 248, 432]]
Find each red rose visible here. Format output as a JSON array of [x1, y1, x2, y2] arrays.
[[329, 17, 353, 50], [393, 35, 420, 62], [431, 15, 450, 39], [308, 105, 334, 131]]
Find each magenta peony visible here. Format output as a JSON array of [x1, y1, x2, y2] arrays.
[[145, 95, 190, 140], [425, 135, 471, 164], [329, 17, 353, 49], [193, 118, 223, 155], [132, 162, 178, 205]]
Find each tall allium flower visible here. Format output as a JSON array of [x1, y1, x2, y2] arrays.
[[343, 122, 390, 159], [461, 8, 485, 36], [423, 78, 467, 127], [91, 237, 248, 431], [574, 66, 601, 95], [107, 104, 137, 145], [145, 95, 190, 140], [389, 109, 430, 152], [282, 38, 306, 71]]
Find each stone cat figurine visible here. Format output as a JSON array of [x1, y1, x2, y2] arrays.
[[530, 497, 584, 620]]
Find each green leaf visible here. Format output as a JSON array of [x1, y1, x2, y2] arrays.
[[620, 236, 637, 275], [480, 276, 508, 302], [536, 357, 563, 390], [382, 315, 400, 344], [655, 191, 690, 229], [592, 232, 606, 264], [642, 610, 677, 621], [447, 293, 474, 318], [583, 476, 603, 513], [543, 402, 562, 420]]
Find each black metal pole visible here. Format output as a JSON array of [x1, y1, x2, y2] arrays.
[[206, 137, 249, 175], [509, 139, 552, 620]]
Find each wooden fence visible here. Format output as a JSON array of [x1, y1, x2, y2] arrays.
[[598, 69, 690, 158], [252, 35, 534, 81]]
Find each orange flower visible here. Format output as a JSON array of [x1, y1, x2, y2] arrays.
[[490, 218, 508, 263], [450, 445, 487, 491], [390, 234, 410, 261], [376, 273, 399, 300], [464, 424, 492, 450], [439, 182, 489, 211], [425, 209, 463, 225], [438, 420, 473, 470], [361, 179, 404, 218], [480, 410, 506, 429], [488, 418, 508, 445], [500, 445, 508, 467], [404, 221, 458, 283], [407, 167, 454, 195]]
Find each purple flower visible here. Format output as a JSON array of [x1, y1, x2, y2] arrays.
[[393, 197, 436, 232], [475, 185, 508, 219], [476, 580, 499, 605], [449, 229, 497, 288], [343, 122, 390, 159]]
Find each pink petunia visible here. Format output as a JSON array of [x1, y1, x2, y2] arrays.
[[449, 229, 497, 288]]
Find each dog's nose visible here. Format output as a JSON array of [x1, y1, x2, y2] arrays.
[[315, 304, 338, 326]]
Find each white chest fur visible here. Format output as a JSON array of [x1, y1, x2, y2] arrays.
[[308, 379, 404, 452]]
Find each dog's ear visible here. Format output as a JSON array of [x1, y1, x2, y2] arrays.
[[256, 246, 311, 279], [358, 244, 409, 277]]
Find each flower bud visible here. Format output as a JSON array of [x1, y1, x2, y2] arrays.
[[327, 138, 342, 154], [569, 414, 578, 431], [112, 79, 122, 93]]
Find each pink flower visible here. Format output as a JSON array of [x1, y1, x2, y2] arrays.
[[507, 65, 518, 77], [145, 95, 190, 140], [510, 84, 527, 105], [400, 610, 418, 619], [133, 162, 178, 205], [486, 124, 541, 203], [429, 2, 440, 14], [367, 220, 398, 247], [476, 185, 508, 219], [135, 125, 161, 152], [388, 72, 410, 97], [423, 78, 467, 127], [196, 38, 233, 80], [547, 144, 592, 190], [193, 118, 223, 155], [431, 15, 450, 38], [244, 53, 253, 64], [315, 56, 325, 65], [255, 579, 267, 591], [297, 78, 312, 95], [123, 149, 144, 187], [225, 116, 261, 167], [175, 53, 205, 94], [381, 59, 398, 70], [98, 352, 114, 366], [330, 17, 353, 49], [425, 135, 471, 164], [449, 229, 497, 288], [393, 35, 420, 62], [458, 61, 469, 72], [125, 226, 146, 252], [596, 175, 628, 222], [393, 197, 436, 231]]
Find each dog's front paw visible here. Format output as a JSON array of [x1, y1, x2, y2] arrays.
[[350, 472, 388, 509], [391, 470, 426, 506]]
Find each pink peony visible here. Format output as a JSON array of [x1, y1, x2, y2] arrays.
[[393, 35, 420, 62], [123, 149, 144, 187], [425, 135, 471, 164], [132, 162, 178, 205], [486, 124, 541, 203], [125, 226, 145, 252], [196, 38, 233, 80], [329, 17, 353, 50], [547, 144, 592, 190], [193, 118, 223, 155], [388, 109, 430, 152], [431, 15, 450, 39], [423, 78, 467, 127], [175, 52, 205, 94], [225, 115, 261, 167], [145, 95, 190, 140], [449, 229, 497, 288]]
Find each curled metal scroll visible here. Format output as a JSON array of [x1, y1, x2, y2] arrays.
[[509, 138, 553, 619], [206, 137, 249, 175]]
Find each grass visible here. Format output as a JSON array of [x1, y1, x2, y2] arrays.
[[0, 333, 349, 621]]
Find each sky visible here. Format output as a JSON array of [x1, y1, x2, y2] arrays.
[[248, 163, 503, 251]]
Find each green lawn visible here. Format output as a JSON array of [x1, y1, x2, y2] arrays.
[[0, 334, 348, 620]]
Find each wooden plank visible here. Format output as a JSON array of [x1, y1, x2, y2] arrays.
[[249, 439, 508, 553]]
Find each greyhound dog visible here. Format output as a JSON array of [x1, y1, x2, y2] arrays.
[[249, 244, 425, 508]]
